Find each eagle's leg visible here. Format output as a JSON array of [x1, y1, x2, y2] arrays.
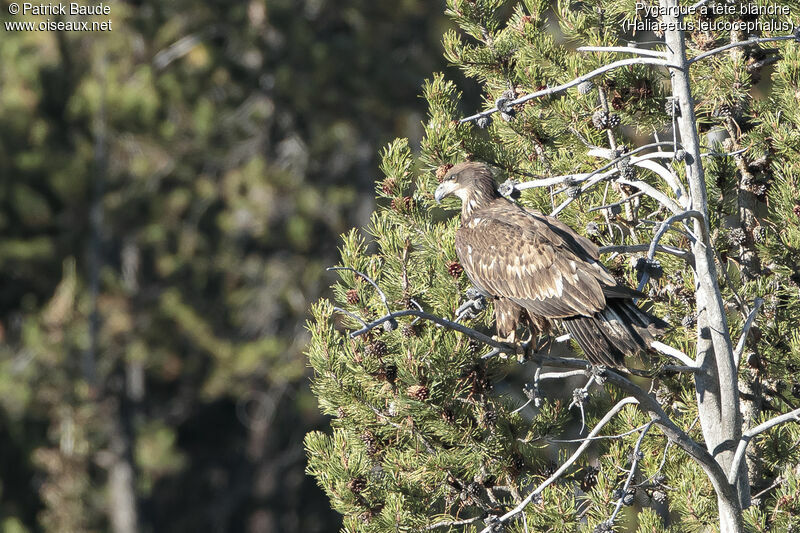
[[493, 298, 536, 361], [491, 330, 516, 360]]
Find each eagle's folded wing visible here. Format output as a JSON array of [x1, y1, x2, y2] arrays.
[[455, 217, 610, 318]]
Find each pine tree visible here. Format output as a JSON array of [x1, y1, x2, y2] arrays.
[[306, 1, 800, 531]]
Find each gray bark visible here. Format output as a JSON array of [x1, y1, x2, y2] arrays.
[[660, 1, 747, 529]]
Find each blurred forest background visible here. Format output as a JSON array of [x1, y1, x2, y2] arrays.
[[0, 1, 467, 531]]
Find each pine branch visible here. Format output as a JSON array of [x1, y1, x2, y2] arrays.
[[601, 367, 735, 504], [728, 407, 800, 485], [599, 244, 693, 263], [424, 516, 483, 531], [606, 421, 655, 527], [479, 397, 640, 533], [636, 210, 705, 291], [328, 266, 393, 316]]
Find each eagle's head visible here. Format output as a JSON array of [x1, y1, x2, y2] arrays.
[[434, 162, 499, 209]]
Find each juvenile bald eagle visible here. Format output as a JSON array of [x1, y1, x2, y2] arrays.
[[434, 162, 667, 368]]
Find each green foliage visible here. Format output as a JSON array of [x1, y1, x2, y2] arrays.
[[0, 0, 455, 531], [306, 0, 800, 531]]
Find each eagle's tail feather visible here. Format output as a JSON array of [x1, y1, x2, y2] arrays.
[[562, 299, 666, 368]]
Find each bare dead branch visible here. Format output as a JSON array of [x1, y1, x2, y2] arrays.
[[588, 191, 646, 212], [538, 369, 588, 381], [688, 34, 798, 65], [460, 58, 679, 124], [348, 309, 511, 351], [607, 421, 655, 525], [332, 306, 368, 328], [548, 423, 650, 443], [650, 341, 697, 368], [615, 178, 683, 215], [599, 244, 693, 262], [733, 298, 764, 368], [728, 407, 800, 485], [577, 45, 667, 58], [639, 210, 707, 290], [569, 375, 597, 433]]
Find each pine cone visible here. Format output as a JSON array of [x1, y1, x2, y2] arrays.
[[361, 431, 379, 455], [728, 227, 747, 246], [337, 406, 346, 418], [618, 164, 636, 181], [652, 489, 668, 504], [391, 196, 414, 213], [407, 384, 429, 401], [366, 341, 388, 358], [436, 163, 454, 182], [580, 467, 599, 492], [348, 476, 367, 494], [399, 294, 413, 310], [714, 103, 733, 117], [607, 113, 621, 127], [593, 520, 613, 533], [482, 409, 498, 425], [511, 454, 527, 474], [476, 115, 492, 129], [622, 489, 636, 506], [468, 338, 481, 356], [578, 80, 595, 95], [401, 324, 417, 337], [346, 289, 360, 305], [611, 94, 624, 110], [592, 110, 610, 130], [793, 205, 800, 218], [655, 386, 674, 406], [359, 511, 374, 524], [442, 407, 456, 424], [447, 261, 464, 278], [384, 363, 398, 384], [751, 183, 768, 198], [381, 177, 397, 194]]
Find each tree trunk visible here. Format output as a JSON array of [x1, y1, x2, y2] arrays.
[[659, 0, 747, 527], [718, 495, 744, 533], [108, 395, 140, 533]]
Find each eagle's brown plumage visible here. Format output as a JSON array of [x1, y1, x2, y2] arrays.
[[434, 161, 667, 368]]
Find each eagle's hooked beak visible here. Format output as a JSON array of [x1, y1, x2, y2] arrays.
[[434, 181, 457, 204]]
